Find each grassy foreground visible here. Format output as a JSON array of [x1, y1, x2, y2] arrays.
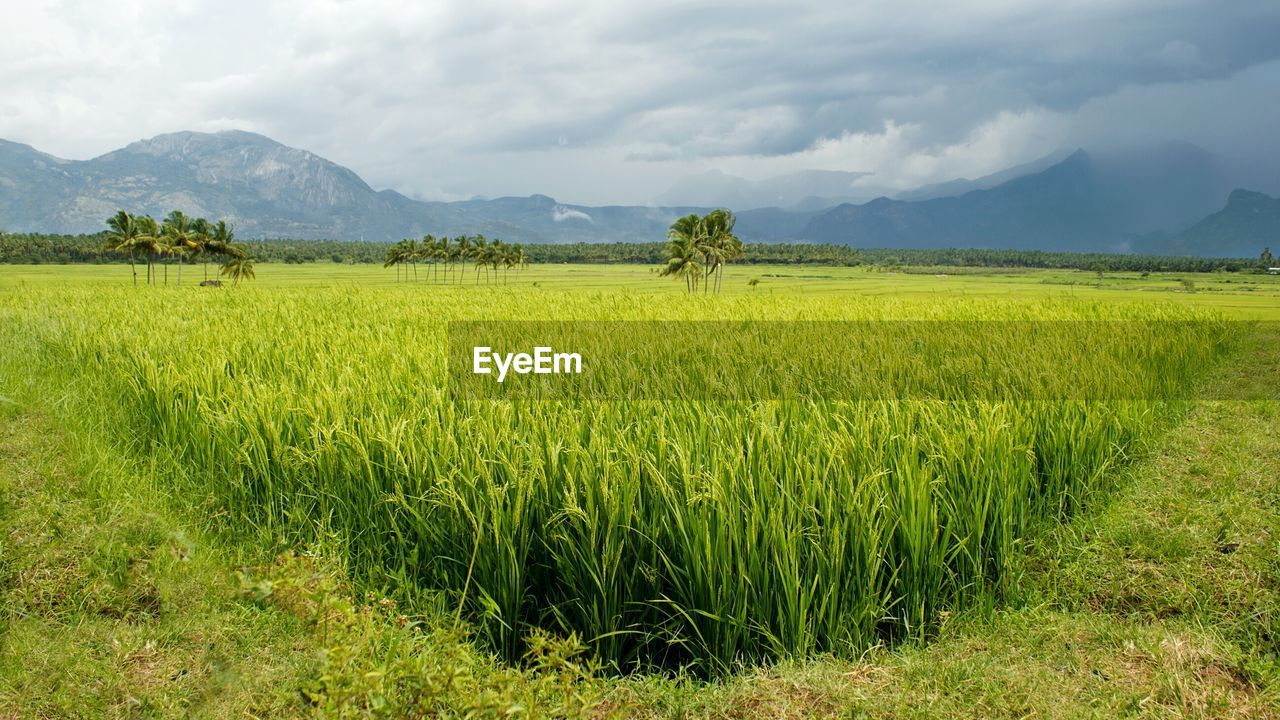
[[1, 264, 1277, 717], [0, 401, 604, 718], [2, 326, 1276, 717]]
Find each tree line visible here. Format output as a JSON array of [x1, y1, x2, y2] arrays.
[[2, 230, 1274, 274], [102, 210, 255, 286], [383, 235, 529, 284]]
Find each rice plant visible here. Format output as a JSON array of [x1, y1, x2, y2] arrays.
[[0, 283, 1237, 675]]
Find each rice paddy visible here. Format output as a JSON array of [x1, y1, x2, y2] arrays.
[[1, 263, 1275, 676]]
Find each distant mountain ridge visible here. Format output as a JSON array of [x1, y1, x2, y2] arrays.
[[1162, 189, 1280, 258], [798, 143, 1258, 255], [893, 149, 1077, 201], [0, 130, 1274, 256], [655, 169, 882, 210], [1, 131, 422, 239], [0, 131, 715, 243]]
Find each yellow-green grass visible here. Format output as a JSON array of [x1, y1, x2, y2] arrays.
[[1, 263, 1277, 716], [2, 262, 1279, 319], [1, 261, 1265, 674]]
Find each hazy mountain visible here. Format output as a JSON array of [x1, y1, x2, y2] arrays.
[[1157, 190, 1280, 258], [655, 169, 886, 210], [1, 131, 1271, 254], [798, 143, 1244, 253], [442, 194, 712, 244], [0, 130, 857, 243], [0, 139, 81, 225], [734, 206, 827, 240], [895, 149, 1076, 201], [659, 149, 1079, 211]]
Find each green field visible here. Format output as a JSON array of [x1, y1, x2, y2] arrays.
[[5, 263, 1280, 320], [1, 263, 1277, 717]]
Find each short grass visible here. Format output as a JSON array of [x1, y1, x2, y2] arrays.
[[0, 404, 605, 718], [0, 401, 315, 717]]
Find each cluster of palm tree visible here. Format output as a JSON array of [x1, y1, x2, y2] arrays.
[[384, 234, 529, 285], [659, 209, 743, 293], [104, 210, 255, 286]]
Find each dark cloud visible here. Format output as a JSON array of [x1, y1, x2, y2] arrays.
[[1, 0, 1278, 204]]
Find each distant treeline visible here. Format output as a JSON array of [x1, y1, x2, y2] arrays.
[[0, 231, 1271, 273]]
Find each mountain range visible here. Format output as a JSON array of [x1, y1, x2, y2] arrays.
[[1159, 189, 1280, 258], [0, 130, 1276, 258]]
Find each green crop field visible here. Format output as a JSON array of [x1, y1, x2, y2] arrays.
[[1, 262, 1278, 716]]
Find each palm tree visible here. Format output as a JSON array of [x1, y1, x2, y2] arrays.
[[661, 214, 706, 293], [489, 238, 506, 283], [657, 210, 740, 293], [190, 217, 211, 281], [437, 235, 453, 283], [135, 215, 161, 285], [472, 235, 489, 284], [456, 235, 473, 285], [701, 208, 741, 294], [220, 251, 256, 285], [513, 244, 528, 281], [422, 234, 438, 283], [162, 210, 199, 285], [103, 210, 141, 286], [384, 241, 410, 282], [207, 220, 236, 278], [410, 238, 424, 281]]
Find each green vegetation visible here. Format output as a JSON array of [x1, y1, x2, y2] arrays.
[[1, 263, 1276, 717], [383, 234, 529, 284], [0, 406, 605, 717], [101, 210, 253, 286], [0, 276, 1246, 673], [5, 229, 1277, 273], [659, 209, 744, 293]]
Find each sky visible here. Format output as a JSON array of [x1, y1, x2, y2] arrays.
[[2, 0, 1279, 205]]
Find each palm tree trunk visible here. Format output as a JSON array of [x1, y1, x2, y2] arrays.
[[177, 259, 182, 286], [129, 254, 137, 287]]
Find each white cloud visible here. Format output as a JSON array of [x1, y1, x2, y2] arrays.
[[552, 206, 592, 222]]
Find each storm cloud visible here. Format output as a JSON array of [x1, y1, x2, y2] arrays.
[[3, 0, 1278, 204]]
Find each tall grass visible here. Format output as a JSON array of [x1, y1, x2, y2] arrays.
[[0, 284, 1234, 674]]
